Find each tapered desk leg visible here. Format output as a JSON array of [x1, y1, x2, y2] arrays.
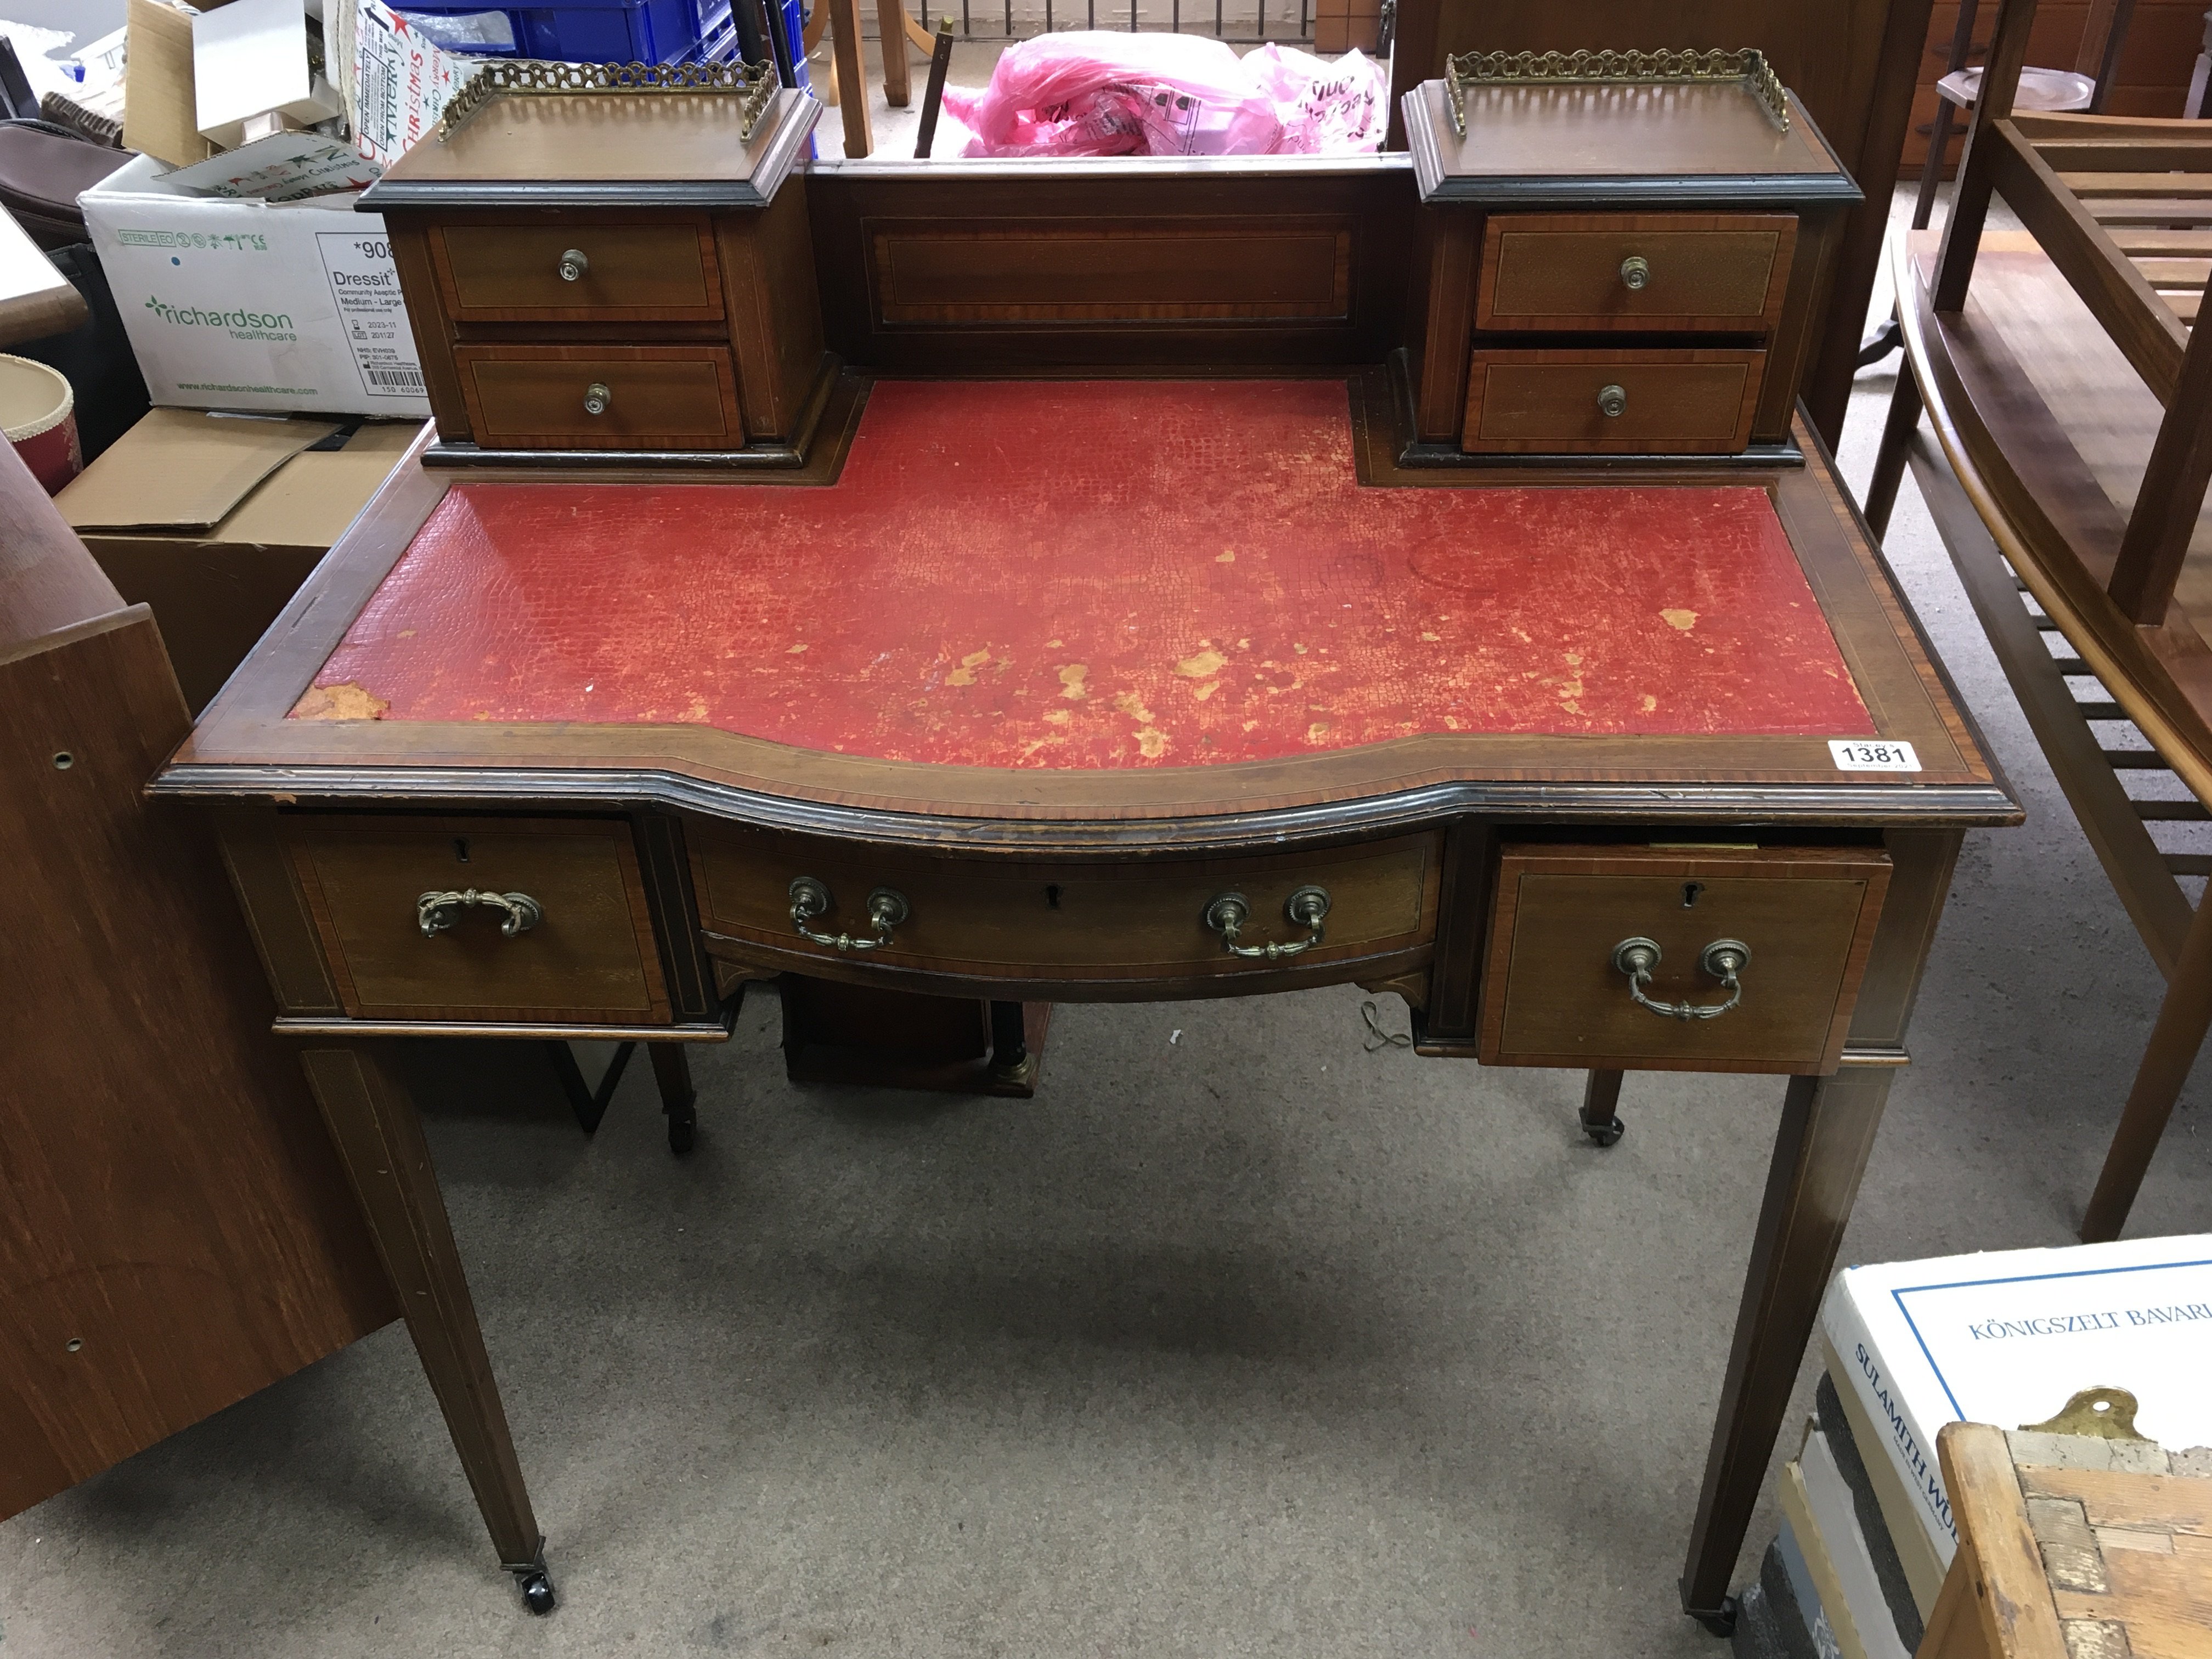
[[2081, 890, 2212, 1243], [1679, 1065, 1894, 1632], [1580, 1069, 1627, 1146], [298, 1042, 554, 1615]]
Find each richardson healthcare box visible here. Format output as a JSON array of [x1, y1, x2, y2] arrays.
[[80, 151, 431, 419]]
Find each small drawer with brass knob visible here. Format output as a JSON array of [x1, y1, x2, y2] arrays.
[[452, 346, 742, 450], [283, 815, 673, 1024], [1477, 844, 1892, 1074], [1473, 212, 1797, 332], [1462, 348, 1765, 455], [430, 221, 724, 321]]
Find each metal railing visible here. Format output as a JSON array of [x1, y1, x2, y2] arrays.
[[927, 0, 1313, 47]]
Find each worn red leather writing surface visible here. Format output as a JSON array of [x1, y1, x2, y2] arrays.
[[301, 380, 1871, 766]]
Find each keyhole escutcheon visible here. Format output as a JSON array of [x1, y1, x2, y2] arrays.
[[1681, 881, 1704, 909]]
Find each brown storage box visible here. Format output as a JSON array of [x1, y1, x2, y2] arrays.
[[58, 410, 420, 712]]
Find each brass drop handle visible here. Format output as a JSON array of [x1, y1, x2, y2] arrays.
[[1611, 936, 1751, 1021], [1203, 885, 1331, 960], [558, 247, 589, 281], [1597, 383, 1628, 419], [790, 877, 910, 953], [417, 889, 544, 939], [583, 381, 612, 416], [1620, 253, 1650, 291]]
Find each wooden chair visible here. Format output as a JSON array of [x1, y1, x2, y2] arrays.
[[1866, 0, 2212, 1242], [1859, 0, 2136, 368]]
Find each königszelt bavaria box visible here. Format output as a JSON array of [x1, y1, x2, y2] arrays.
[[1820, 1234, 2212, 1566]]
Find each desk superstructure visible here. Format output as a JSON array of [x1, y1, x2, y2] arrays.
[[155, 61, 2017, 1629]]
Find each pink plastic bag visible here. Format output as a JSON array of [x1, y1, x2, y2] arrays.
[[944, 32, 1285, 157], [1245, 43, 1386, 154]]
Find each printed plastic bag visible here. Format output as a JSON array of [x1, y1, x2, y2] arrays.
[[1246, 43, 1386, 154], [944, 32, 1284, 157]]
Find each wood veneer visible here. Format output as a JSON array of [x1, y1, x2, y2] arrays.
[[0, 442, 392, 1526], [1479, 844, 1892, 1074], [1462, 348, 1766, 455]]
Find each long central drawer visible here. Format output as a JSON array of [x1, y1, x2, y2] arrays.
[[690, 828, 1441, 988]]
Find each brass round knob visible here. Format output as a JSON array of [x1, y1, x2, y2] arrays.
[[1620, 253, 1650, 290], [558, 247, 589, 281], [583, 381, 612, 416], [1597, 383, 1628, 419]]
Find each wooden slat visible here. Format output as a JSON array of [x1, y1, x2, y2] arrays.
[[2062, 173, 2212, 199], [2034, 139, 2212, 173], [2134, 799, 2210, 821], [2075, 700, 2127, 719], [2091, 200, 2212, 227], [1938, 1425, 2071, 1659], [2167, 291, 2202, 324], [1990, 123, 2191, 407], [2112, 229, 2212, 258], [2161, 853, 2212, 875], [2135, 259, 2212, 290], [2103, 750, 2178, 769]]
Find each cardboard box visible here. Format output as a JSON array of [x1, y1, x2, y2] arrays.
[[193, 0, 345, 150], [124, 0, 223, 167], [1821, 1233, 2212, 1570], [58, 408, 421, 712], [81, 151, 432, 418]]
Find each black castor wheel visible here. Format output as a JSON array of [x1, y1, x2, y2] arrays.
[[1688, 1594, 1737, 1638], [1583, 1115, 1626, 1148], [518, 1568, 556, 1615], [666, 1100, 697, 1155]]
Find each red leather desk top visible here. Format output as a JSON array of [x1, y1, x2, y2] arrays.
[[299, 381, 1872, 769]]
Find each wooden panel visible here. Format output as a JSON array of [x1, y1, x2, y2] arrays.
[[286, 814, 672, 1024], [1462, 348, 1765, 454], [1478, 844, 1892, 1073], [1477, 213, 1797, 332], [433, 221, 720, 321], [808, 167, 1417, 371], [692, 827, 1441, 986], [386, 221, 472, 444], [454, 346, 740, 450], [716, 178, 829, 442], [1, 602, 392, 1523], [870, 221, 1351, 323]]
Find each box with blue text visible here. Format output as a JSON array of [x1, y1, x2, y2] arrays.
[[1821, 1233, 2212, 1571]]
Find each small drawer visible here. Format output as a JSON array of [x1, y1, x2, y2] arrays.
[[1479, 845, 1891, 1074], [691, 830, 1442, 988], [454, 346, 741, 450], [1462, 348, 1764, 454], [1476, 213, 1796, 332], [434, 222, 722, 321], [286, 816, 672, 1024]]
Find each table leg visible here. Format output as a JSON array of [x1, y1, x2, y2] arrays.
[[1579, 1069, 1627, 1146], [2081, 889, 2212, 1243], [297, 1042, 554, 1615], [650, 1041, 700, 1156], [1678, 1065, 1894, 1632]]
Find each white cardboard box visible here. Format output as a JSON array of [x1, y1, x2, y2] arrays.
[[193, 0, 346, 149], [81, 153, 430, 417], [1821, 1234, 2212, 1569]]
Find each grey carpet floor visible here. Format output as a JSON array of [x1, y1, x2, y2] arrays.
[[3, 190, 2206, 1657]]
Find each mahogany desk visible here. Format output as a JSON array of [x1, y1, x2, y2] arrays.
[[155, 374, 2015, 1626]]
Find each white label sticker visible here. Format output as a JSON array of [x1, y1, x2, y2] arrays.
[[1829, 738, 1921, 772], [315, 231, 427, 399]]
